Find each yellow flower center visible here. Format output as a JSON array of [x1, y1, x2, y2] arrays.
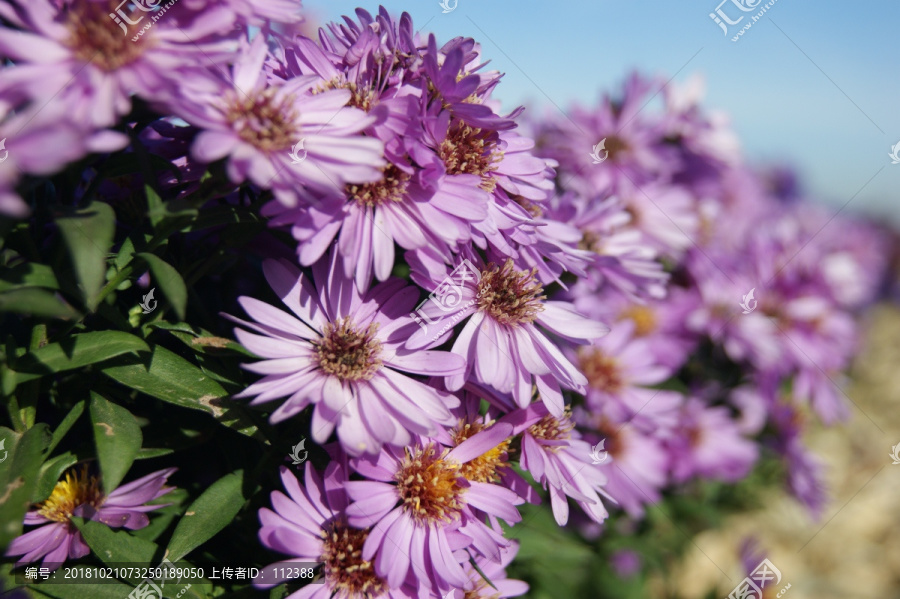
[[451, 421, 511, 483], [37, 466, 104, 523]]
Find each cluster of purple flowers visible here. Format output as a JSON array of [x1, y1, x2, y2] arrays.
[[1, 3, 889, 597]]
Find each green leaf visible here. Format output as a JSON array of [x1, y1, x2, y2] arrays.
[[48, 400, 86, 455], [0, 424, 51, 549], [0, 288, 78, 319], [135, 447, 175, 460], [134, 253, 187, 320], [33, 452, 78, 502], [90, 392, 142, 493], [29, 574, 135, 599], [0, 262, 59, 292], [165, 470, 247, 562], [55, 202, 116, 311], [72, 517, 157, 568], [14, 331, 149, 385], [101, 345, 259, 439]]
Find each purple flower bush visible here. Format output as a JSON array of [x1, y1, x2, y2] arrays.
[[0, 3, 893, 598]]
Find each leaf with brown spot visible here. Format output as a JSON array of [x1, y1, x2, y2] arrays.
[[90, 392, 142, 493]]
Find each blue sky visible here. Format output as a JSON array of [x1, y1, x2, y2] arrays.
[[301, 0, 900, 223]]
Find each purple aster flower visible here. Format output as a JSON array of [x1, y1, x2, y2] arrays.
[[0, 0, 236, 129], [171, 34, 385, 208], [344, 423, 522, 591], [227, 253, 466, 456], [173, 0, 303, 28], [444, 542, 528, 599], [0, 102, 127, 217], [6, 466, 175, 568], [256, 464, 417, 599], [423, 35, 522, 131], [407, 250, 609, 416], [533, 73, 677, 197], [617, 181, 700, 259], [504, 403, 613, 525], [665, 397, 758, 484], [770, 403, 827, 518], [570, 283, 700, 371], [575, 320, 681, 432], [557, 192, 669, 301], [574, 397, 673, 518]]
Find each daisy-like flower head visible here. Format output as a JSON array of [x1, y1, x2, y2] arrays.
[[344, 422, 522, 592], [533, 72, 677, 198], [6, 466, 176, 568], [423, 34, 522, 131], [504, 402, 612, 525], [444, 542, 528, 599], [171, 34, 385, 208], [665, 397, 758, 484], [408, 250, 609, 416], [0, 0, 236, 129], [560, 193, 669, 302], [227, 252, 466, 456], [256, 464, 417, 599]]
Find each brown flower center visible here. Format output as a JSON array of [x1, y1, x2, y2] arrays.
[[225, 88, 300, 152], [527, 410, 574, 451], [315, 79, 377, 112], [346, 164, 410, 207], [37, 466, 105, 523], [594, 419, 624, 459], [451, 421, 511, 483], [604, 135, 629, 161], [439, 122, 502, 192], [513, 196, 543, 219], [579, 348, 624, 394], [619, 305, 658, 337], [67, 2, 147, 71], [319, 521, 387, 598], [395, 445, 464, 525], [476, 259, 545, 326], [313, 318, 383, 381]]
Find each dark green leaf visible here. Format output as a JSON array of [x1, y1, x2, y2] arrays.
[[165, 470, 247, 562], [14, 331, 149, 385], [28, 574, 135, 599], [90, 392, 142, 493], [72, 518, 157, 568], [134, 253, 187, 320], [33, 452, 78, 503], [135, 447, 175, 460], [0, 288, 78, 319], [0, 262, 59, 292], [48, 400, 85, 455], [55, 202, 116, 310], [101, 345, 259, 439], [0, 424, 51, 549]]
